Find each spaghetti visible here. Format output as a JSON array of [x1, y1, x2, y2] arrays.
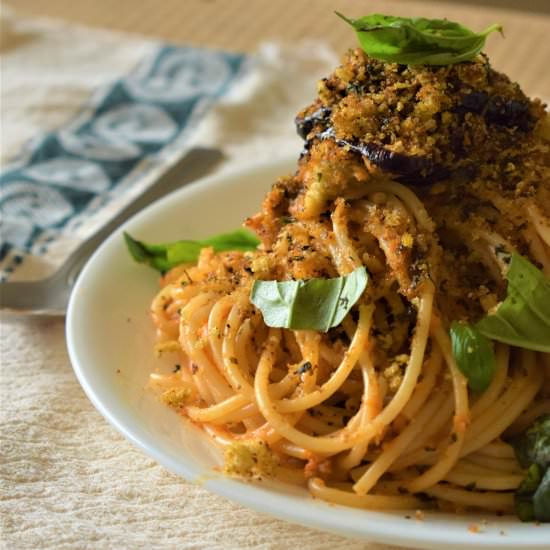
[[143, 46, 550, 517]]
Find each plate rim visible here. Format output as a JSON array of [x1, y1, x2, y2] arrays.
[[66, 155, 550, 550]]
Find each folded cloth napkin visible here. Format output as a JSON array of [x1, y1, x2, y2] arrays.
[[0, 10, 403, 550]]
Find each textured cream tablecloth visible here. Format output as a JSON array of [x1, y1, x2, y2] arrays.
[[0, 10, 404, 550], [1, 6, 549, 550]]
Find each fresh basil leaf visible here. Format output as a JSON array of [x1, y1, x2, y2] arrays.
[[476, 254, 550, 353], [250, 267, 368, 332], [450, 322, 496, 393], [511, 415, 550, 470], [534, 468, 550, 522], [124, 229, 260, 273], [335, 12, 502, 66]]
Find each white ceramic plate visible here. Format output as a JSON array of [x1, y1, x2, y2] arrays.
[[67, 157, 549, 550]]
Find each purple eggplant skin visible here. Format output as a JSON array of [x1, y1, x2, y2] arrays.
[[456, 92, 534, 132], [321, 128, 443, 183], [337, 138, 435, 178], [295, 107, 332, 140], [299, 126, 446, 184], [296, 90, 533, 179], [296, 106, 443, 182]]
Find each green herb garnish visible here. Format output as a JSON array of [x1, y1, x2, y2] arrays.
[[534, 469, 550, 522], [336, 12, 502, 66], [510, 415, 550, 522], [512, 415, 550, 473], [450, 322, 496, 393], [476, 253, 550, 353], [124, 229, 260, 273], [250, 266, 368, 332], [449, 254, 549, 392]]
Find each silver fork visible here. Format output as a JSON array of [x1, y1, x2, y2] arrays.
[[0, 147, 223, 316]]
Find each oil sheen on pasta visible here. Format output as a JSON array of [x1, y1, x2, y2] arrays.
[[149, 48, 550, 515]]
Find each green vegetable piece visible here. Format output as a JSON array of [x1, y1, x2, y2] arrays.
[[511, 415, 550, 522], [534, 467, 550, 522], [515, 463, 543, 522], [514, 464, 550, 522], [511, 415, 550, 470], [124, 229, 260, 273], [335, 12, 502, 66], [450, 322, 496, 393], [250, 266, 368, 332], [476, 253, 550, 353]]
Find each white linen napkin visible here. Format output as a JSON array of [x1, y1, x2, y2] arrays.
[[0, 9, 403, 550]]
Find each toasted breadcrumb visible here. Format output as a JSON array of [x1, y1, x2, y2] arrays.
[[401, 233, 414, 248], [223, 440, 278, 479], [154, 340, 181, 357], [161, 387, 191, 409]]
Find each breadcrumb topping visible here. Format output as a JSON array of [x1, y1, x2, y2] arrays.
[[161, 387, 191, 410], [223, 440, 278, 479]]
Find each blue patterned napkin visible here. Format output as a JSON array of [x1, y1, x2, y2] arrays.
[[0, 41, 245, 280]]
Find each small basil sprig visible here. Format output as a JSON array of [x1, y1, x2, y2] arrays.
[[250, 267, 368, 332], [335, 12, 502, 66], [476, 253, 550, 353], [124, 229, 259, 273], [450, 322, 496, 393], [510, 415, 550, 522]]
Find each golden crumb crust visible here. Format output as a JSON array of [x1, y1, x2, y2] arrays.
[[246, 50, 550, 322], [297, 49, 548, 182], [182, 51, 549, 338]]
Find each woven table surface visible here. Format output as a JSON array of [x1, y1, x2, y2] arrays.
[[6, 0, 550, 99]]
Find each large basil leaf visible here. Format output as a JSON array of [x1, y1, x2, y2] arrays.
[[476, 254, 550, 353], [450, 322, 496, 393], [250, 267, 368, 332], [124, 229, 259, 273], [335, 12, 502, 66]]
